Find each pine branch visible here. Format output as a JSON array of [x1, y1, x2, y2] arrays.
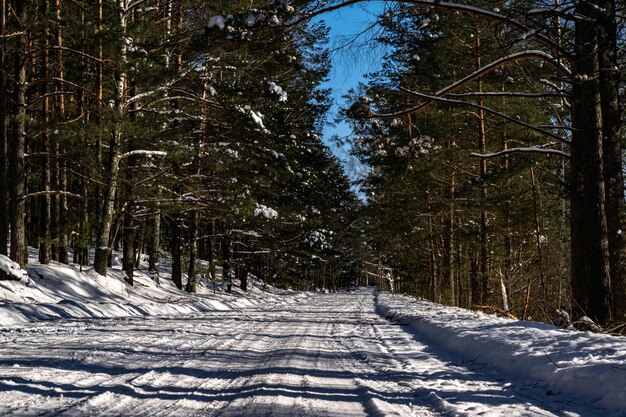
[[471, 147, 570, 159], [23, 191, 84, 201], [447, 91, 569, 99], [370, 50, 570, 120]]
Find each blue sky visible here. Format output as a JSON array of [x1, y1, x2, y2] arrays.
[[312, 2, 388, 179]]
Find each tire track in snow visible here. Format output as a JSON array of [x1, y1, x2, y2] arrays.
[[210, 308, 370, 417], [0, 290, 604, 416]]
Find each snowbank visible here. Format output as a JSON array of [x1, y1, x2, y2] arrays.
[[375, 292, 626, 412], [0, 252, 307, 327]]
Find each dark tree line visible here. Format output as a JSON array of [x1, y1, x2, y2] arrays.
[[304, 0, 624, 325], [0, 0, 360, 292]]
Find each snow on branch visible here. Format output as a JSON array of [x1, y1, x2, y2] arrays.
[[399, 89, 569, 144], [120, 150, 167, 159], [471, 147, 570, 159], [0, 31, 25, 40], [539, 78, 569, 92], [126, 65, 196, 107], [123, 0, 153, 14], [528, 4, 594, 22]]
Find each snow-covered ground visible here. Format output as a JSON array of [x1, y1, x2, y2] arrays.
[[0, 251, 302, 326], [0, 254, 624, 416]]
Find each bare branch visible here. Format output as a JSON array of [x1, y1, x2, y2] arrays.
[[0, 31, 24, 39], [471, 147, 570, 159], [23, 191, 84, 201], [130, 95, 223, 113], [126, 66, 196, 107], [52, 45, 110, 66], [399, 89, 569, 144], [372, 50, 570, 119], [447, 91, 569, 99], [27, 78, 103, 108]]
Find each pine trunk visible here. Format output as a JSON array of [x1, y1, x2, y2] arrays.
[[475, 27, 489, 305], [39, 0, 51, 264], [122, 209, 135, 285], [185, 212, 198, 293], [570, 1, 612, 323], [94, 1, 127, 276], [169, 217, 182, 290], [239, 262, 248, 292], [55, 0, 67, 264], [9, 1, 28, 266], [597, 0, 624, 320], [442, 150, 455, 305], [223, 233, 233, 293], [57, 156, 68, 263], [147, 211, 160, 278], [0, 0, 9, 255]]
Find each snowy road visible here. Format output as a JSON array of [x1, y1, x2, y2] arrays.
[[0, 290, 607, 416]]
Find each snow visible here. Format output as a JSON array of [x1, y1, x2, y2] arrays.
[[208, 15, 227, 30], [254, 203, 278, 219], [237, 106, 270, 133], [0, 250, 288, 326], [377, 292, 626, 413], [267, 81, 288, 102], [246, 13, 261, 26], [0, 255, 29, 282], [0, 253, 624, 416]]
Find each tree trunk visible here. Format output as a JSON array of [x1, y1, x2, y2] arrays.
[[94, 0, 128, 276], [239, 260, 248, 292], [208, 219, 216, 289], [597, 0, 624, 320], [223, 232, 232, 293], [9, 1, 28, 266], [475, 26, 489, 305], [78, 177, 89, 267], [55, 0, 67, 264], [57, 155, 68, 263], [147, 211, 160, 282], [442, 149, 455, 305], [469, 251, 480, 306], [0, 0, 9, 255], [39, 0, 51, 264], [530, 167, 547, 302], [122, 78, 139, 285], [169, 216, 182, 290], [569, 1, 612, 323], [94, 145, 122, 275], [185, 212, 199, 293], [122, 208, 135, 285]]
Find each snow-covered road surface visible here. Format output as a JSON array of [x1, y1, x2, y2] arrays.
[[0, 290, 612, 416]]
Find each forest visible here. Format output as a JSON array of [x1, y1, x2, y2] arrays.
[[0, 0, 624, 327]]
